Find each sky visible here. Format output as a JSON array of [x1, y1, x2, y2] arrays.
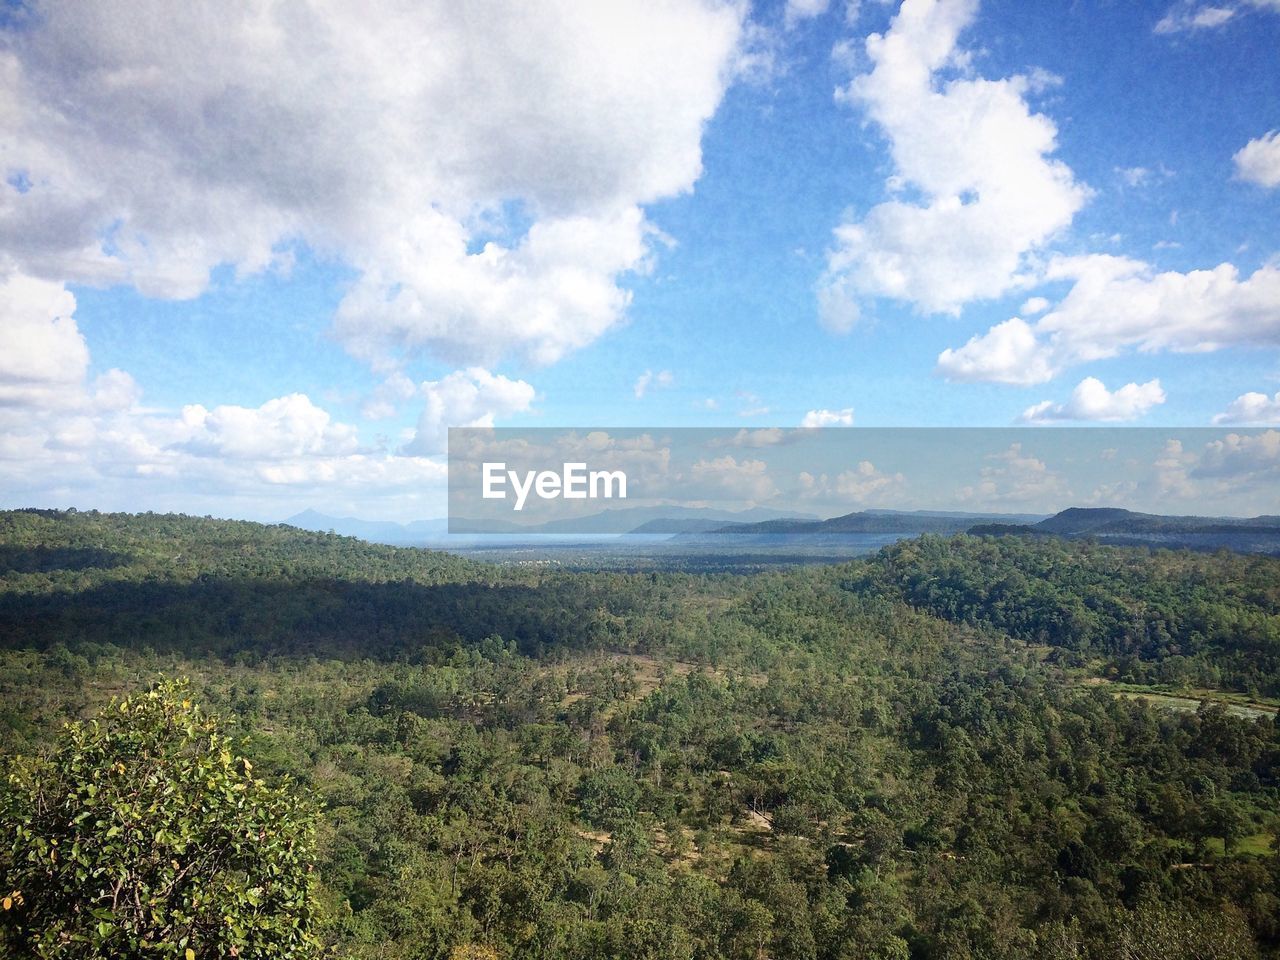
[[2, 0, 1279, 521]]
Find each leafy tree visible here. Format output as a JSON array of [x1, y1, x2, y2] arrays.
[[0, 680, 320, 959]]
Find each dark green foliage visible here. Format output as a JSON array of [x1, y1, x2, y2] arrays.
[[0, 680, 319, 959], [858, 533, 1280, 694]]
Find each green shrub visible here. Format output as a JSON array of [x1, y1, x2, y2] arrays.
[[0, 679, 320, 958]]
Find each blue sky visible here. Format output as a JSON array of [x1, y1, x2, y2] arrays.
[[2, 0, 1279, 520]]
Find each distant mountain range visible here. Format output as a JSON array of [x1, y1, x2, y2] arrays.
[[969, 507, 1280, 553], [283, 510, 449, 544], [284, 506, 1280, 554], [284, 505, 818, 542], [687, 508, 1047, 538]]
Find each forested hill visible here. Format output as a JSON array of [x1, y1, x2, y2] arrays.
[[0, 509, 681, 661], [855, 533, 1280, 697], [2, 509, 1280, 958], [0, 508, 480, 584]]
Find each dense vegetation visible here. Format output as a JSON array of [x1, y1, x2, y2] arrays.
[[1, 509, 1277, 958], [1, 680, 319, 958]]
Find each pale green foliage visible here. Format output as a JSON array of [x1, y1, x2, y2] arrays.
[[0, 679, 320, 958]]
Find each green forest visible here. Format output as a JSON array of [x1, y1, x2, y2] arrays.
[[1, 508, 1278, 959]]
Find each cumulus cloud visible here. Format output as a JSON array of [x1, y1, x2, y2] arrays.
[[634, 369, 674, 399], [175, 395, 360, 461], [800, 407, 855, 427], [0, 267, 452, 511], [938, 256, 1280, 383], [936, 316, 1056, 385], [689, 455, 778, 503], [818, 0, 1088, 321], [1234, 131, 1280, 188], [958, 442, 1069, 507], [1143, 431, 1280, 505], [1021, 377, 1166, 422], [1, 0, 744, 368], [1, 369, 447, 511], [405, 368, 536, 456], [0, 273, 89, 409], [1213, 390, 1280, 424], [798, 460, 904, 504], [1194, 429, 1280, 484]]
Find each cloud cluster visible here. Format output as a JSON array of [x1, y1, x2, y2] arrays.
[[818, 0, 1088, 327], [800, 407, 855, 427], [2, 0, 745, 370], [689, 454, 779, 503], [1234, 131, 1280, 189], [0, 273, 91, 410], [1021, 377, 1166, 423], [1214, 391, 1280, 424], [798, 460, 904, 504], [958, 442, 1069, 507], [406, 368, 537, 456], [0, 2, 747, 512], [1148, 431, 1280, 504], [0, 277, 447, 512], [938, 256, 1280, 384]]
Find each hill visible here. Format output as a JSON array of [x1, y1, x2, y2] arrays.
[[970, 507, 1280, 553]]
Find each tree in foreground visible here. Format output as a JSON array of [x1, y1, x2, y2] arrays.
[[0, 679, 321, 958]]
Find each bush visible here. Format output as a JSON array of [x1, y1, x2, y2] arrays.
[[0, 679, 320, 958]]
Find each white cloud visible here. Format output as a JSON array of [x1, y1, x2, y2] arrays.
[[1116, 166, 1154, 187], [174, 395, 360, 461], [91, 369, 143, 412], [1213, 390, 1280, 424], [1193, 429, 1280, 483], [726, 427, 789, 447], [798, 460, 904, 504], [800, 407, 855, 427], [0, 273, 89, 409], [1020, 296, 1050, 315], [1156, 0, 1280, 34], [936, 316, 1056, 385], [689, 454, 778, 502], [785, 0, 831, 27], [634, 369, 674, 399], [1141, 431, 1280, 505], [816, 273, 862, 333], [405, 367, 536, 456], [1155, 4, 1237, 32], [938, 256, 1280, 383], [361, 373, 419, 421], [1, 0, 745, 368], [1234, 131, 1280, 188], [1021, 377, 1166, 422], [0, 273, 454, 516], [958, 442, 1069, 507], [818, 0, 1088, 319]]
